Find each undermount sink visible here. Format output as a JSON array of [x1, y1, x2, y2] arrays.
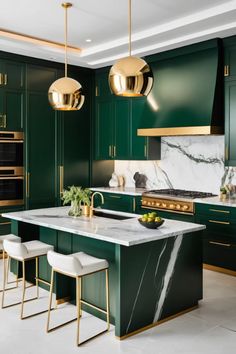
[[93, 210, 134, 220]]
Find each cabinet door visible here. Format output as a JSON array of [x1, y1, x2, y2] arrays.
[[95, 99, 113, 159], [0, 59, 25, 90], [113, 98, 130, 159], [4, 89, 24, 131], [26, 92, 58, 209], [224, 45, 236, 81], [225, 80, 236, 165], [131, 98, 148, 159]]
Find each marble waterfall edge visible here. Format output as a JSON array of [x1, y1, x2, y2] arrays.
[[115, 136, 236, 194]]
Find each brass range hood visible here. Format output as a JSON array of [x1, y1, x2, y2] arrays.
[[137, 39, 224, 137]]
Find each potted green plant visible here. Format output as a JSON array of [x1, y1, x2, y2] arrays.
[[61, 186, 92, 217], [220, 186, 227, 201]]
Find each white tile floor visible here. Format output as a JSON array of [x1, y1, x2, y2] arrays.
[[1, 261, 236, 354]]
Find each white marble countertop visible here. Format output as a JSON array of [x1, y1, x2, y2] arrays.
[[194, 196, 236, 208], [90, 187, 146, 196], [2, 207, 205, 247]]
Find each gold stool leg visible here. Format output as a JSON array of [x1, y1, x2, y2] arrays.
[[20, 260, 26, 319], [6, 255, 10, 284], [105, 269, 110, 331], [35, 257, 39, 299], [79, 277, 82, 317], [76, 276, 81, 346], [1, 251, 7, 307], [46, 268, 54, 332]]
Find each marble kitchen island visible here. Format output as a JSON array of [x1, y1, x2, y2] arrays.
[[3, 207, 205, 338]]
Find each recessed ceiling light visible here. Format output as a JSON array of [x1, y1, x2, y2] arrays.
[[85, 39, 92, 43]]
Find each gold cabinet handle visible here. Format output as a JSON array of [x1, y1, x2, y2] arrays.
[[209, 241, 231, 247], [208, 220, 230, 225], [224, 65, 229, 77], [144, 144, 147, 157], [209, 209, 230, 214], [4, 74, 7, 86], [113, 145, 116, 158], [0, 73, 3, 86], [225, 145, 229, 161], [0, 221, 11, 226], [109, 145, 112, 158], [59, 166, 64, 195], [109, 195, 121, 199], [95, 86, 99, 96], [3, 114, 6, 128], [132, 197, 136, 212], [26, 172, 30, 198], [0, 114, 4, 128]]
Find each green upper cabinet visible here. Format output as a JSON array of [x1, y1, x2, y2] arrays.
[[94, 68, 160, 160], [0, 59, 25, 90], [0, 59, 25, 131], [225, 80, 236, 166], [223, 36, 236, 166]]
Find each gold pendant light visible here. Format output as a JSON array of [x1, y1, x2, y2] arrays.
[[48, 3, 84, 111], [109, 0, 153, 97]]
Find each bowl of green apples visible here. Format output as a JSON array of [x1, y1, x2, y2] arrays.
[[138, 212, 164, 229]]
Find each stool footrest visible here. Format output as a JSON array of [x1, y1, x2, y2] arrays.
[[2, 296, 38, 309], [47, 317, 77, 333], [78, 328, 109, 346], [80, 299, 108, 315]]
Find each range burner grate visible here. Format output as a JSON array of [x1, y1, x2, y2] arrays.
[[145, 189, 216, 199]]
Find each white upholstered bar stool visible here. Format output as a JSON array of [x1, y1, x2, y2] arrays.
[[47, 250, 110, 346], [2, 239, 54, 319], [0, 234, 21, 292]]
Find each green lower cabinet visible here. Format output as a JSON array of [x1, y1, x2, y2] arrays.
[[195, 203, 236, 270], [94, 192, 138, 213]]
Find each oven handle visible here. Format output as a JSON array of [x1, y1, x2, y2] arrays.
[[141, 205, 194, 216], [0, 176, 24, 180]]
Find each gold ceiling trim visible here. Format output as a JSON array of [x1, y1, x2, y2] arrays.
[[0, 28, 81, 54]]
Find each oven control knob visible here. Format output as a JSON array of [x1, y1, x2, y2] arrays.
[[162, 203, 167, 208], [143, 200, 147, 205], [182, 205, 189, 211], [151, 202, 155, 206], [147, 202, 151, 206], [176, 204, 181, 209], [155, 202, 160, 207], [169, 204, 175, 209]]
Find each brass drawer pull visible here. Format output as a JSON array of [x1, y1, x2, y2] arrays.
[[209, 241, 231, 247], [133, 197, 136, 212], [144, 144, 147, 157], [59, 166, 64, 195], [113, 145, 116, 158], [0, 221, 11, 226], [208, 220, 230, 225], [109, 195, 121, 199], [0, 73, 3, 85], [4, 74, 7, 85], [109, 145, 112, 158], [209, 209, 230, 214]]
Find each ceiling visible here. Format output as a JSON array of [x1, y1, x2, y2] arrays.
[[1, 0, 236, 68]]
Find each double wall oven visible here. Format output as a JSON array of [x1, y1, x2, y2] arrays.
[[0, 131, 24, 207]]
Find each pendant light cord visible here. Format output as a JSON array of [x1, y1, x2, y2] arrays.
[[128, 0, 132, 56], [64, 4, 68, 77]]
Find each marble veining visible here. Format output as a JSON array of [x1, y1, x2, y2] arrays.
[[114, 136, 236, 194], [153, 234, 183, 323], [2, 207, 205, 247]]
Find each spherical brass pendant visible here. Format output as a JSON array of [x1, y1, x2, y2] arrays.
[[109, 56, 153, 97], [48, 77, 85, 111]]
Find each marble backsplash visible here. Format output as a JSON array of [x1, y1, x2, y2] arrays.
[[114, 136, 236, 194]]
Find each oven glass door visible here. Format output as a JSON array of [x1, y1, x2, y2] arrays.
[[0, 176, 23, 206], [0, 142, 23, 167]]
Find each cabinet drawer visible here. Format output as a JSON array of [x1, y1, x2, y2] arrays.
[[94, 193, 136, 213], [203, 238, 236, 271], [0, 216, 11, 235], [195, 203, 236, 220]]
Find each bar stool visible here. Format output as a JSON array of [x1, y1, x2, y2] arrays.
[[2, 239, 54, 319], [46, 250, 110, 346], [0, 234, 21, 292]]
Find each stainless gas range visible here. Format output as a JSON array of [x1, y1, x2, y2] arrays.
[[142, 189, 216, 215]]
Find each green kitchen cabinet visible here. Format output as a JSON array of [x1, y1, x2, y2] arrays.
[[94, 192, 141, 214], [0, 59, 25, 90], [25, 65, 59, 209], [224, 37, 236, 81], [195, 203, 236, 271], [0, 59, 25, 131], [225, 80, 236, 166], [95, 98, 113, 160]]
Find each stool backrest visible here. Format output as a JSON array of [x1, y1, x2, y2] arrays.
[[3, 239, 28, 259], [47, 250, 82, 276]]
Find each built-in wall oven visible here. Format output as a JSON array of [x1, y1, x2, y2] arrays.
[[0, 132, 24, 207]]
